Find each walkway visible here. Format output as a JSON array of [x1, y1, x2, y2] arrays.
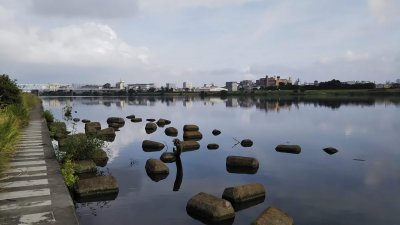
[[0, 105, 79, 225]]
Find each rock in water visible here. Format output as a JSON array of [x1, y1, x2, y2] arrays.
[[183, 124, 199, 132], [207, 143, 219, 150], [160, 152, 176, 163], [226, 156, 259, 174], [145, 159, 169, 182], [142, 140, 165, 152], [252, 207, 294, 225], [74, 176, 119, 198], [323, 147, 338, 155], [275, 145, 301, 154], [186, 192, 235, 224], [212, 129, 221, 136], [241, 139, 253, 147], [222, 183, 265, 211], [165, 127, 178, 137]]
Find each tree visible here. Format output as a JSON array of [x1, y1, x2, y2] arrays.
[[0, 74, 21, 107]]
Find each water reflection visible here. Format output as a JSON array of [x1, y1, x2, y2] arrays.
[[42, 96, 400, 112], [42, 96, 400, 225]]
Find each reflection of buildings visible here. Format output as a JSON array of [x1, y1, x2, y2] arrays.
[[226, 98, 239, 107]]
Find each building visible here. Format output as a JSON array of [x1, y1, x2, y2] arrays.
[[265, 76, 292, 87], [127, 83, 155, 91], [226, 82, 239, 92], [166, 83, 176, 91], [183, 81, 193, 90], [199, 84, 228, 92], [116, 81, 125, 90]]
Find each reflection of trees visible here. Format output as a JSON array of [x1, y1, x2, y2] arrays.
[[76, 200, 112, 216], [173, 156, 183, 191], [224, 96, 395, 112], [42, 96, 400, 111]]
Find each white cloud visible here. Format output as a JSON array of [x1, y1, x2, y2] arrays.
[[0, 7, 150, 68], [367, 0, 398, 23]]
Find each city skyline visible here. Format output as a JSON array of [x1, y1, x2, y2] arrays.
[[1, 0, 399, 86]]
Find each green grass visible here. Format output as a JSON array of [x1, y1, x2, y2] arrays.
[[0, 93, 39, 175]]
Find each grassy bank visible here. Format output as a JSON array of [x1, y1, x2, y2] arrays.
[[0, 93, 39, 175]]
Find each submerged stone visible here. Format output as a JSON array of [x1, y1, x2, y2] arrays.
[[81, 119, 91, 123], [73, 118, 80, 122], [131, 118, 142, 123], [226, 156, 259, 174], [142, 140, 165, 152], [241, 139, 253, 147], [74, 175, 119, 198], [323, 147, 338, 155], [252, 207, 294, 225], [275, 145, 301, 154], [146, 118, 156, 122], [186, 192, 235, 224], [126, 114, 135, 119], [212, 129, 221, 136], [207, 143, 219, 150]]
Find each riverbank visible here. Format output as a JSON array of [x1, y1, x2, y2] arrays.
[[39, 88, 400, 97], [0, 103, 79, 225]]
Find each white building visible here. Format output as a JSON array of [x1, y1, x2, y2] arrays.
[[199, 84, 228, 92], [183, 81, 193, 90], [116, 81, 125, 90], [166, 83, 176, 91]]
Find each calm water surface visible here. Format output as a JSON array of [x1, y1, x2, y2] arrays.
[[42, 96, 400, 225]]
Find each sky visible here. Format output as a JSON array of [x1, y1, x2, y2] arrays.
[[0, 0, 399, 87]]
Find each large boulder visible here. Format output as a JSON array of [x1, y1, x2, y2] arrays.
[[165, 127, 178, 137], [92, 149, 109, 167], [85, 122, 101, 136], [50, 122, 67, 140], [145, 159, 169, 182], [222, 183, 265, 211], [183, 124, 199, 132], [252, 207, 294, 225], [97, 127, 116, 142], [142, 140, 165, 152], [226, 156, 259, 174], [183, 131, 203, 141], [275, 145, 301, 154], [323, 147, 338, 155], [74, 175, 119, 198], [74, 160, 97, 174], [186, 192, 235, 224], [241, 139, 253, 147]]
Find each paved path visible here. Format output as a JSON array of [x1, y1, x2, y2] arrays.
[[0, 105, 79, 225]]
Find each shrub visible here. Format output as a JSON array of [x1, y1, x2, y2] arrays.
[[0, 74, 21, 107], [43, 110, 54, 124], [61, 134, 106, 162], [61, 160, 79, 187]]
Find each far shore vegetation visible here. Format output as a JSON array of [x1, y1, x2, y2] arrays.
[[0, 74, 39, 176]]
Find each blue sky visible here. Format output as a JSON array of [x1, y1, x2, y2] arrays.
[[0, 0, 399, 87]]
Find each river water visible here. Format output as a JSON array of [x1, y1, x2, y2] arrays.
[[42, 96, 400, 225]]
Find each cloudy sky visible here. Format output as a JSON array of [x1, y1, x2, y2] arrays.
[[0, 0, 399, 86]]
